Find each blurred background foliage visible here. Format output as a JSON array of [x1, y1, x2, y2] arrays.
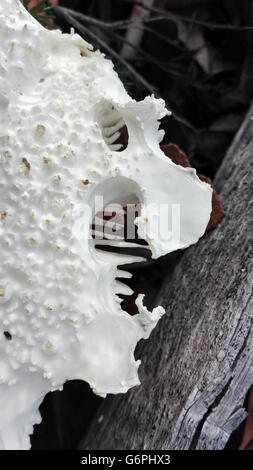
[[25, 0, 253, 449]]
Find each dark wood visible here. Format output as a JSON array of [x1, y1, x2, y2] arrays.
[[79, 103, 253, 450]]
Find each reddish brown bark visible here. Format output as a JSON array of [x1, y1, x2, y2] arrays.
[[239, 386, 253, 450]]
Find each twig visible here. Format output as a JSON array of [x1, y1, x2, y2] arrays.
[[70, 10, 190, 54], [118, 0, 253, 31], [54, 7, 166, 30], [52, 8, 223, 61]]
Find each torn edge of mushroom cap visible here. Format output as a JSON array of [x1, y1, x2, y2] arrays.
[[107, 98, 213, 259]]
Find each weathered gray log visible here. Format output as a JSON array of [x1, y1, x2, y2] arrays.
[[80, 103, 253, 450]]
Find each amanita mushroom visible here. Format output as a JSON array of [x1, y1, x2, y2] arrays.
[[0, 0, 212, 449]]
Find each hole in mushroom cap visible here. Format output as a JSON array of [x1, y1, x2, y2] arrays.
[[95, 100, 129, 152], [89, 176, 151, 316], [92, 206, 150, 316]]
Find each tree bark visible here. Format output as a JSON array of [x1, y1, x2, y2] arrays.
[[79, 103, 253, 450]]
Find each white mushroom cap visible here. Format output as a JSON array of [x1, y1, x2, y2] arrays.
[[0, 0, 212, 449]]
